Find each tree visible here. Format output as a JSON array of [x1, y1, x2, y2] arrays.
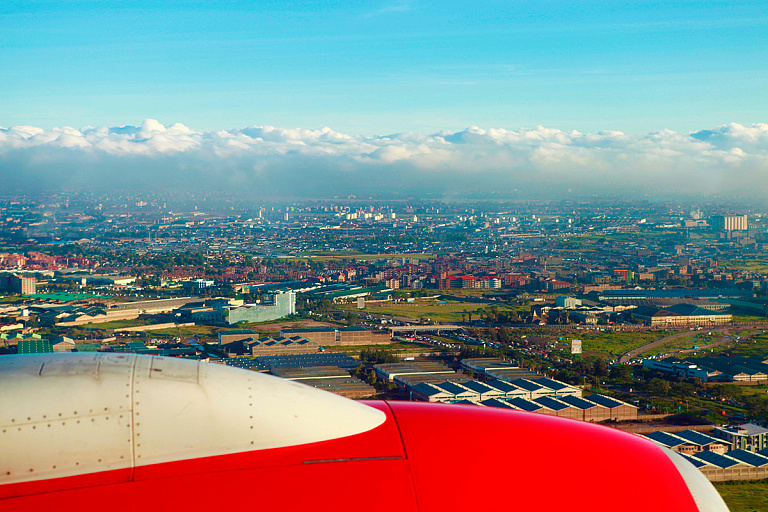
[[649, 378, 671, 396], [609, 364, 632, 381], [592, 358, 608, 377]]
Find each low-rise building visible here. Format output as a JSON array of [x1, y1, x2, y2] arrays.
[[51, 336, 76, 353], [645, 356, 768, 382], [280, 326, 390, 346], [646, 430, 729, 455], [374, 361, 456, 384], [248, 336, 320, 356], [713, 423, 768, 452], [631, 303, 732, 326], [642, 358, 725, 382], [218, 330, 260, 351]]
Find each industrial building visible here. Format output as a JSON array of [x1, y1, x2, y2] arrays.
[[459, 358, 582, 397], [223, 290, 296, 324], [374, 361, 457, 383], [645, 430, 729, 455], [16, 338, 52, 354], [642, 358, 725, 382], [50, 336, 76, 353], [631, 303, 732, 327], [218, 330, 260, 351], [693, 356, 768, 382], [222, 352, 372, 398], [248, 352, 358, 372], [35, 305, 140, 327], [183, 291, 296, 325], [271, 366, 376, 399], [280, 326, 390, 346], [681, 448, 768, 481], [386, 359, 634, 421], [218, 330, 321, 356], [713, 423, 768, 452], [555, 296, 582, 308], [247, 336, 319, 356], [643, 356, 768, 382], [479, 393, 638, 422]]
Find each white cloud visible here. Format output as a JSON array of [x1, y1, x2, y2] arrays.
[[1, 119, 767, 197]]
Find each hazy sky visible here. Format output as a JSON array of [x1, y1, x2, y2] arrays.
[[2, 0, 766, 135]]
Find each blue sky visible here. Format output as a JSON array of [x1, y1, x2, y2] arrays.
[[2, 0, 767, 135]]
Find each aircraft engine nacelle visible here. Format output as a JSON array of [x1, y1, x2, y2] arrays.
[[0, 354, 728, 511]]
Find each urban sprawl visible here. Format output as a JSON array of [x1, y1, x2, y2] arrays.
[[3, 193, 768, 484]]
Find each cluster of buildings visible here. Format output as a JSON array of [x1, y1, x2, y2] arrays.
[[175, 290, 296, 325], [646, 423, 768, 481], [218, 326, 391, 356], [223, 352, 376, 398], [527, 288, 746, 327], [643, 356, 768, 383], [11, 337, 205, 358], [373, 358, 638, 421]]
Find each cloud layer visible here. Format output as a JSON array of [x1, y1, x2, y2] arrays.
[[1, 119, 767, 198]]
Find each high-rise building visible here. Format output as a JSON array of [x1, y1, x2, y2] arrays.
[[0, 274, 36, 295], [710, 214, 748, 231]]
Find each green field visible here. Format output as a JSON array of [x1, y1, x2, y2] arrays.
[[341, 300, 518, 323], [713, 479, 768, 512], [694, 333, 768, 358], [573, 331, 672, 359], [149, 324, 223, 338], [731, 312, 768, 323], [643, 333, 723, 356], [83, 318, 155, 330], [722, 259, 768, 274], [29, 292, 111, 301]]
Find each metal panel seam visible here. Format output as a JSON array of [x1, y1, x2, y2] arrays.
[[383, 401, 421, 512], [128, 356, 137, 482]]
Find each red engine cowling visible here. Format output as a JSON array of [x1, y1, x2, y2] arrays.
[[0, 354, 728, 511]]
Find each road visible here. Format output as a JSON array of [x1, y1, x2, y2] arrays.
[[618, 330, 705, 364]]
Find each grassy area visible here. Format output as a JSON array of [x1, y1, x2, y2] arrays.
[[441, 289, 500, 298], [574, 331, 672, 359], [82, 318, 155, 330], [341, 300, 518, 323], [150, 325, 223, 337], [713, 479, 768, 512], [722, 258, 768, 273], [643, 333, 723, 356], [694, 332, 768, 358], [28, 292, 111, 301], [329, 341, 439, 358], [728, 383, 768, 398], [731, 312, 768, 323]]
